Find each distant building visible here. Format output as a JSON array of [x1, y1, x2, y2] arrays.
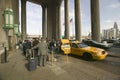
[[102, 22, 120, 40], [27, 34, 42, 40]]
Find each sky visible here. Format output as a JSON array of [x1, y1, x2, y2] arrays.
[[19, 0, 120, 36]]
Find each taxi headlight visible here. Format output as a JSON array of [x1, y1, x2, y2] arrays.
[[102, 51, 106, 54]]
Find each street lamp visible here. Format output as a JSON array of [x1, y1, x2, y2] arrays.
[[1, 8, 14, 62], [2, 8, 14, 51], [2, 8, 14, 29]]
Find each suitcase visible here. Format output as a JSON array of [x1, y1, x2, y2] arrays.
[[28, 50, 37, 71]]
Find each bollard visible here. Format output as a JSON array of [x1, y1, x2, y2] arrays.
[[4, 47, 7, 62], [51, 50, 53, 66], [1, 47, 7, 63]]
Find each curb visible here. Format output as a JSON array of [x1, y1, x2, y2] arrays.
[[108, 54, 120, 58]]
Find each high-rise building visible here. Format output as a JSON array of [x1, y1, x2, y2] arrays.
[[102, 22, 119, 40]]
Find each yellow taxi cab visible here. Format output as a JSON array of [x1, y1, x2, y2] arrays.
[[61, 39, 71, 54], [71, 42, 108, 60]]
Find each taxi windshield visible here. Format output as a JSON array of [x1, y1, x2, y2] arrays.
[[77, 43, 88, 48], [61, 43, 70, 48]]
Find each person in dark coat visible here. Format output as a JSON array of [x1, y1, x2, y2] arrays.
[[32, 38, 39, 58], [49, 39, 56, 52], [25, 40, 32, 59], [32, 38, 48, 67], [22, 40, 27, 56]]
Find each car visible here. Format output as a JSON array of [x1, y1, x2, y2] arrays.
[[61, 39, 71, 54], [83, 40, 111, 50], [107, 39, 116, 43], [71, 42, 108, 60]]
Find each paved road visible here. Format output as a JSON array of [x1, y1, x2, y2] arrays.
[[0, 47, 120, 80]]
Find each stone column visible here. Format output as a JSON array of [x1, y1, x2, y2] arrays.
[[5, 0, 12, 8], [12, 0, 19, 49], [64, 0, 70, 39], [42, 7, 47, 39], [56, 4, 61, 40], [0, 0, 9, 50], [4, 0, 15, 50], [74, 0, 81, 42], [0, 0, 8, 44], [47, 2, 57, 40], [21, 0, 26, 40], [12, 0, 19, 25], [91, 0, 101, 42], [58, 5, 62, 40]]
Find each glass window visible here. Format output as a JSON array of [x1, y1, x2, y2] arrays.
[[71, 43, 78, 48]]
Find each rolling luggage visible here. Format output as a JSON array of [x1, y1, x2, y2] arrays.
[[28, 50, 37, 71]]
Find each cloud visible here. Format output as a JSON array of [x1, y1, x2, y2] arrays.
[[108, 3, 120, 8], [104, 20, 113, 23], [104, 19, 120, 23], [26, 2, 42, 35]]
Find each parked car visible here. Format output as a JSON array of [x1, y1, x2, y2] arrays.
[[71, 42, 108, 60], [107, 39, 116, 43], [83, 40, 111, 50]]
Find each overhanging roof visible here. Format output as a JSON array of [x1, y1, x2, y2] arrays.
[[27, 0, 63, 7]]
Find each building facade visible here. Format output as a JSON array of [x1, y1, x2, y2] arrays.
[[102, 22, 120, 40]]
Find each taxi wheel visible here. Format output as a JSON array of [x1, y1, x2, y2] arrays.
[[83, 53, 93, 61]]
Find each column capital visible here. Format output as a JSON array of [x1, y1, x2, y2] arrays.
[[41, 2, 47, 8]]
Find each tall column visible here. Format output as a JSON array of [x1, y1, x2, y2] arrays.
[[91, 0, 101, 42], [47, 2, 57, 40], [12, 0, 19, 48], [56, 4, 61, 40], [0, 0, 9, 48], [5, 0, 12, 8], [42, 7, 47, 39], [21, 0, 26, 40], [12, 0, 19, 24], [64, 0, 70, 39], [4, 0, 14, 50], [58, 5, 61, 40], [74, 0, 81, 42]]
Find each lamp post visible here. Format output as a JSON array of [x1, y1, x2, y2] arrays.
[[2, 8, 14, 50], [3, 8, 14, 29]]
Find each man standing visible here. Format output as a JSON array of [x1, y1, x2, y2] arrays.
[[32, 38, 39, 58], [32, 38, 48, 67]]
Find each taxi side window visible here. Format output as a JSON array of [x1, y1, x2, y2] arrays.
[[71, 43, 78, 48]]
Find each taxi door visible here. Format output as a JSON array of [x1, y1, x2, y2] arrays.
[[71, 43, 82, 56]]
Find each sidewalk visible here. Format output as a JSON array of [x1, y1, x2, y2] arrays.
[[107, 47, 120, 58], [0, 49, 119, 80], [0, 49, 71, 80]]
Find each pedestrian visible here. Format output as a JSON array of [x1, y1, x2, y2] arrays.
[[56, 40, 62, 53], [22, 40, 27, 56], [32, 38, 39, 58], [32, 38, 48, 67], [25, 40, 32, 59], [18, 40, 23, 49], [49, 39, 56, 52]]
